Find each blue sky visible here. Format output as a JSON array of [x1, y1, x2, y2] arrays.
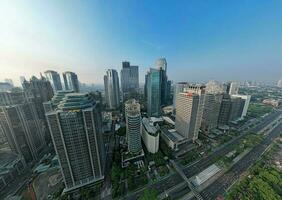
[[0, 0, 282, 85]]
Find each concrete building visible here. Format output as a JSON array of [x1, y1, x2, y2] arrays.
[[22, 76, 54, 143], [201, 81, 224, 132], [231, 94, 251, 119], [175, 86, 205, 141], [218, 94, 232, 126], [0, 91, 45, 163], [104, 69, 120, 109], [44, 70, 63, 92], [173, 82, 189, 111], [141, 118, 159, 154], [226, 82, 239, 95], [125, 99, 142, 154], [45, 93, 105, 193], [120, 61, 139, 99], [62, 71, 79, 92], [147, 68, 161, 117]]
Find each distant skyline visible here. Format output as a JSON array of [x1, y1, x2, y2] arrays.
[[0, 0, 282, 86]]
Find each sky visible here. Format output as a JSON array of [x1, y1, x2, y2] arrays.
[[0, 0, 282, 86]]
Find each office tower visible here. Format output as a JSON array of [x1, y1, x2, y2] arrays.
[[120, 61, 139, 99], [231, 94, 251, 118], [0, 91, 45, 163], [147, 68, 161, 117], [218, 94, 232, 126], [226, 81, 239, 95], [0, 82, 13, 92], [22, 76, 54, 143], [4, 79, 14, 86], [201, 81, 224, 132], [44, 70, 63, 92], [45, 93, 105, 193], [156, 58, 168, 106], [229, 96, 246, 121], [125, 99, 142, 154], [166, 80, 172, 104], [144, 71, 149, 100], [62, 71, 79, 92], [175, 86, 205, 141], [173, 82, 189, 111], [277, 79, 282, 87], [104, 69, 120, 109]]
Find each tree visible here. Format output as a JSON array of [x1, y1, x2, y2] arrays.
[[139, 188, 158, 200]]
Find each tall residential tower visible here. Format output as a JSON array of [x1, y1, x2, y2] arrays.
[[45, 93, 105, 193]]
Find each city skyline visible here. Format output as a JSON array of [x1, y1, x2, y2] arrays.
[[1, 1, 282, 86]]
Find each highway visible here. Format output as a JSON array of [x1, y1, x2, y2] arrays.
[[201, 122, 282, 200], [124, 110, 281, 200]]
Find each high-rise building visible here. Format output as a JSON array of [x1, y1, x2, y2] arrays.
[[175, 86, 205, 141], [226, 82, 239, 95], [147, 68, 161, 117], [231, 94, 251, 119], [173, 82, 189, 111], [44, 70, 63, 92], [125, 99, 142, 154], [156, 58, 168, 106], [62, 71, 79, 92], [0, 91, 45, 164], [218, 94, 232, 126], [22, 75, 54, 143], [201, 81, 224, 132], [45, 93, 105, 193], [104, 69, 120, 109], [144, 71, 149, 100], [229, 96, 246, 121], [120, 61, 139, 98]]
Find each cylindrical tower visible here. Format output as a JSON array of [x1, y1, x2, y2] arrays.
[[125, 99, 142, 154]]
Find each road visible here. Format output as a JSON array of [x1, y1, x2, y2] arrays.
[[201, 122, 282, 200], [124, 110, 281, 200]]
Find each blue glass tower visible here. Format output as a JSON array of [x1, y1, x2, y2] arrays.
[[147, 68, 161, 117]]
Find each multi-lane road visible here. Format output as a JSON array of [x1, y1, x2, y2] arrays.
[[201, 122, 282, 199], [124, 110, 281, 200]]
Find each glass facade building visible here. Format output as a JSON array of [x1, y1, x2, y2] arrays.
[[147, 68, 161, 117]]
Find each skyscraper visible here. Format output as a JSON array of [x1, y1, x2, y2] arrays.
[[155, 58, 168, 106], [226, 81, 239, 95], [147, 68, 161, 117], [125, 99, 142, 154], [22, 75, 54, 143], [173, 82, 189, 111], [201, 81, 224, 132], [0, 91, 45, 164], [120, 61, 139, 99], [104, 69, 120, 109], [45, 93, 105, 193], [62, 71, 79, 92], [44, 70, 63, 92], [218, 94, 232, 126], [175, 86, 205, 141]]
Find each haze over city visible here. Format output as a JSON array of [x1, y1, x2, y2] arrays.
[[1, 0, 282, 86]]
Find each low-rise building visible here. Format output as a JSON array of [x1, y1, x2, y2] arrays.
[[160, 128, 186, 150], [141, 118, 159, 154]]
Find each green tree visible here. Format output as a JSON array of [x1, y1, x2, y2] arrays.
[[139, 188, 158, 200]]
